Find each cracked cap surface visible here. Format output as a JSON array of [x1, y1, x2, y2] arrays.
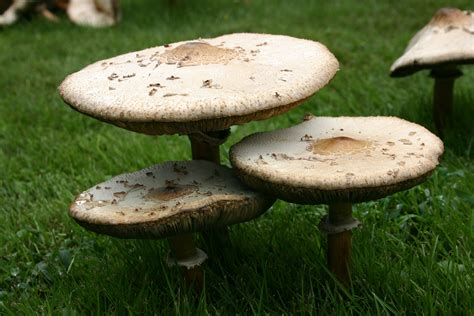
[[59, 33, 339, 135], [230, 116, 444, 204]]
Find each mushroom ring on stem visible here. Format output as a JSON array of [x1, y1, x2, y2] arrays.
[[390, 8, 474, 135], [71, 160, 274, 287], [229, 115, 444, 284]]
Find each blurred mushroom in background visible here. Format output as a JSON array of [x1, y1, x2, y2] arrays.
[[0, 0, 33, 26], [67, 0, 121, 28], [0, 0, 121, 27]]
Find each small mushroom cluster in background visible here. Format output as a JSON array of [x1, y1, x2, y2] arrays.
[[0, 0, 120, 27], [390, 7, 474, 137]]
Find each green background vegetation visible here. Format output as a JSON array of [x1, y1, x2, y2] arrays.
[[0, 0, 473, 314]]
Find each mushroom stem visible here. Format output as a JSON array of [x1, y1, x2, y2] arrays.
[[430, 67, 463, 137], [168, 234, 204, 293], [188, 129, 232, 251], [325, 202, 355, 286], [188, 129, 231, 163], [189, 135, 221, 163], [169, 234, 198, 259]]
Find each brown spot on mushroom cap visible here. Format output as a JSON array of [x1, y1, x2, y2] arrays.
[[307, 137, 372, 155], [159, 42, 240, 67], [145, 184, 197, 201], [430, 8, 472, 27]]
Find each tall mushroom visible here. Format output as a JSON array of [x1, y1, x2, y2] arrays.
[[71, 160, 274, 290], [230, 116, 444, 285], [59, 33, 338, 252], [390, 8, 474, 136]]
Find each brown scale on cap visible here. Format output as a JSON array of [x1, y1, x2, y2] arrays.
[[145, 184, 197, 201], [159, 42, 241, 67], [306, 137, 373, 155], [429, 8, 472, 28]]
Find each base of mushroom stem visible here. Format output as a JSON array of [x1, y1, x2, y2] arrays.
[[167, 235, 207, 294], [319, 203, 361, 286], [429, 67, 463, 137]]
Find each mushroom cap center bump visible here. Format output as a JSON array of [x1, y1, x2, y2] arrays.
[[160, 42, 241, 67], [307, 137, 373, 156], [429, 7, 473, 28]]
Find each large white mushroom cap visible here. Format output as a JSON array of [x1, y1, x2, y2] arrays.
[[59, 33, 339, 135], [70, 161, 274, 238], [391, 8, 474, 77], [230, 116, 444, 204]]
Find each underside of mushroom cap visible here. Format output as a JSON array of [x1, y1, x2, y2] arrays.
[[230, 116, 444, 204], [390, 8, 474, 77], [59, 33, 339, 135], [70, 161, 275, 238]]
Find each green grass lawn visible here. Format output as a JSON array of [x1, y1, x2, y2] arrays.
[[1, 0, 473, 314]]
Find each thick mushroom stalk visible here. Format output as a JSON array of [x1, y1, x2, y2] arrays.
[[188, 129, 230, 164], [319, 203, 361, 285], [430, 67, 463, 136], [167, 234, 206, 292]]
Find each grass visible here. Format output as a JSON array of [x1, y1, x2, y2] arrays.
[[0, 0, 473, 314]]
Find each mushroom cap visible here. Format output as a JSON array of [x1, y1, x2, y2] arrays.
[[230, 116, 444, 204], [67, 0, 119, 28], [391, 8, 474, 77], [59, 33, 339, 135], [70, 160, 274, 239]]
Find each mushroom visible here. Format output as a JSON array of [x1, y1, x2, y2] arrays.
[[230, 115, 444, 285], [0, 0, 31, 26], [59, 33, 338, 248], [0, 0, 69, 26], [390, 8, 474, 136], [71, 160, 274, 290], [67, 0, 120, 28]]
